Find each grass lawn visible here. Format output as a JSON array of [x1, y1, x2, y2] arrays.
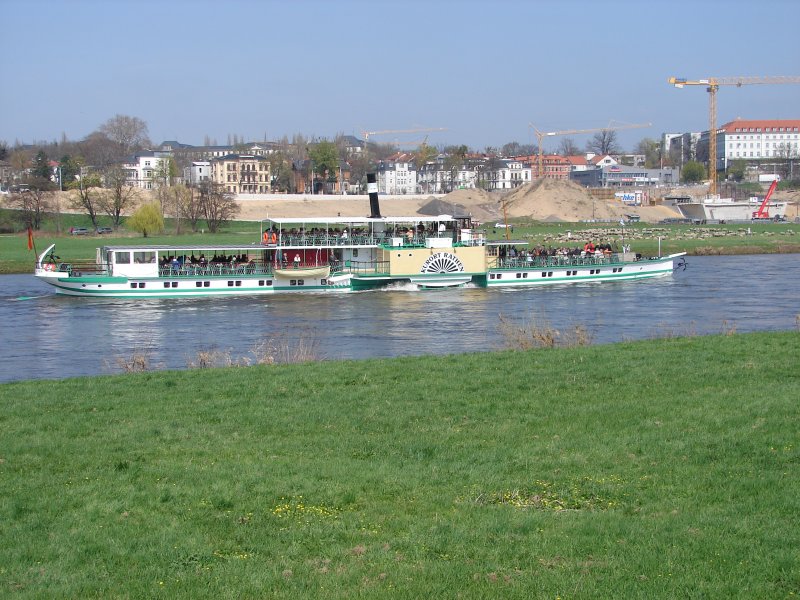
[[1, 332, 798, 598]]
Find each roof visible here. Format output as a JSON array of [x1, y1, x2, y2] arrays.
[[719, 119, 800, 133], [565, 155, 588, 166], [264, 216, 456, 226]]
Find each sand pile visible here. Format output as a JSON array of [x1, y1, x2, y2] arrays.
[[438, 188, 499, 221], [499, 179, 681, 222]]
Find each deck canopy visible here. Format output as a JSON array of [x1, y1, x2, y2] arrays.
[[263, 215, 456, 227]]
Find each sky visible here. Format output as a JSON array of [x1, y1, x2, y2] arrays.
[[2, 0, 799, 154]]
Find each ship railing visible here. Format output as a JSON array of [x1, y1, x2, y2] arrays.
[[63, 262, 109, 277], [346, 259, 390, 275], [494, 255, 619, 270], [158, 262, 274, 278]]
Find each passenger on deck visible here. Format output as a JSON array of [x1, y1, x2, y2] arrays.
[[293, 253, 301, 268]]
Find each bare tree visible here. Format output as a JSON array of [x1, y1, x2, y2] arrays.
[[81, 131, 123, 167], [586, 130, 622, 155], [99, 114, 151, 156], [5, 176, 55, 229], [557, 137, 581, 156], [181, 185, 204, 232], [198, 182, 240, 233], [99, 166, 140, 226], [69, 170, 103, 228]]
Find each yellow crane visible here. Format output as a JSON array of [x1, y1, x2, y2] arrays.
[[528, 121, 651, 178], [668, 75, 800, 196], [361, 127, 447, 141]]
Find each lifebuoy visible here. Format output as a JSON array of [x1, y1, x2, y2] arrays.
[[262, 232, 269, 243]]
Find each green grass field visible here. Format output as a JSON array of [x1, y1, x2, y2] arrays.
[[1, 332, 798, 598]]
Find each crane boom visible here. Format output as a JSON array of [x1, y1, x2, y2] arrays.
[[361, 127, 446, 141], [668, 75, 800, 196], [753, 179, 779, 219], [528, 121, 651, 179]]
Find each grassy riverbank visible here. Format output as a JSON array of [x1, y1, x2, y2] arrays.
[[1, 332, 798, 598], [1, 212, 799, 274]]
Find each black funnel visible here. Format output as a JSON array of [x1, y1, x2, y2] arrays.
[[367, 172, 381, 218]]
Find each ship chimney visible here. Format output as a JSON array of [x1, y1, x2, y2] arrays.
[[367, 172, 381, 218]]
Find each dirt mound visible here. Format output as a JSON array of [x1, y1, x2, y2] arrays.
[[499, 179, 680, 222], [440, 188, 500, 221]]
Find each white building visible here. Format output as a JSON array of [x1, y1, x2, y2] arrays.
[[122, 151, 172, 189], [717, 119, 800, 171], [186, 161, 211, 185], [376, 157, 417, 195]]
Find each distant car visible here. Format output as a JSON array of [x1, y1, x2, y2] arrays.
[[96, 227, 113, 234], [70, 227, 89, 235]]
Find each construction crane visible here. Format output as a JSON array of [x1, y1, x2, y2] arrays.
[[753, 178, 779, 220], [361, 127, 447, 141], [668, 75, 800, 196], [528, 121, 651, 179]]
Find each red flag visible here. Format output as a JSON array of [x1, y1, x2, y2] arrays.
[[27, 227, 33, 251]]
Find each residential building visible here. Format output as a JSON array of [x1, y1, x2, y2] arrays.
[[211, 154, 271, 194], [186, 161, 211, 185], [377, 154, 417, 195], [123, 151, 173, 189]]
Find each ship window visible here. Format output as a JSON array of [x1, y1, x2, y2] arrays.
[[133, 251, 155, 264], [541, 272, 547, 278], [227, 281, 234, 287], [298, 280, 304, 285], [259, 280, 264, 286], [130, 283, 137, 288], [523, 273, 528, 278], [164, 282, 170, 288], [290, 280, 297, 286], [116, 252, 131, 264], [196, 281, 203, 287], [235, 281, 242, 286], [266, 280, 272, 286], [172, 282, 178, 288], [548, 272, 553, 277], [353, 249, 359, 257], [139, 283, 145, 288], [204, 281, 210, 287], [321, 279, 327, 285], [516, 273, 521, 278]]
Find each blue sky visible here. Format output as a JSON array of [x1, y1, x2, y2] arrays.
[[2, 0, 798, 153]]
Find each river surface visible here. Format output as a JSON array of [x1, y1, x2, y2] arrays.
[[1, 255, 798, 383]]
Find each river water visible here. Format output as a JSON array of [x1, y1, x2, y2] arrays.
[[1, 255, 798, 383]]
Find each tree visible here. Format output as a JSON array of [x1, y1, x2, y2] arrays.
[[198, 182, 239, 233], [681, 160, 706, 184], [442, 145, 468, 192], [32, 150, 52, 180], [99, 114, 150, 156], [635, 138, 661, 168], [68, 169, 103, 228], [59, 155, 82, 189], [100, 165, 140, 226], [5, 176, 55, 229], [308, 140, 340, 192], [180, 185, 204, 232], [726, 159, 746, 182], [81, 131, 122, 167], [266, 152, 292, 193], [586, 130, 621, 155], [557, 138, 581, 156], [127, 202, 164, 237]]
